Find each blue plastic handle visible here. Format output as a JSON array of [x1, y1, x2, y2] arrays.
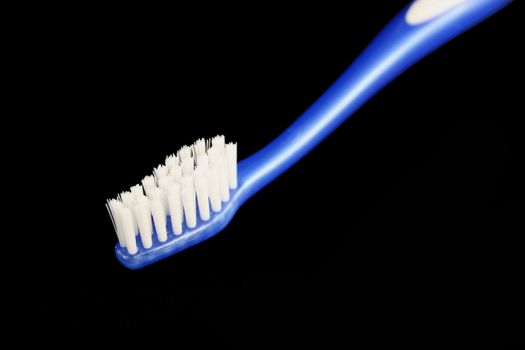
[[237, 0, 512, 203], [116, 0, 511, 269]]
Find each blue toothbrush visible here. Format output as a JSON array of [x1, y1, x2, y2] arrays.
[[110, 0, 512, 269]]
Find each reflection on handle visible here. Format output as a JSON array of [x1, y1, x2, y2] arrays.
[[238, 0, 511, 203]]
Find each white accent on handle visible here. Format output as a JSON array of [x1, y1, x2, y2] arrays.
[[406, 0, 471, 25]]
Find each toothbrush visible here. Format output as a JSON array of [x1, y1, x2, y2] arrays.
[[108, 0, 512, 269]]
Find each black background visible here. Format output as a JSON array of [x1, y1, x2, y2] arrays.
[[31, 1, 522, 345]]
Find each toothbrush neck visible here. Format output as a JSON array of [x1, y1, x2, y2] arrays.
[[237, 0, 511, 202]]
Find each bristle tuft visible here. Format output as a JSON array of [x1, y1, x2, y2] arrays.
[[107, 135, 237, 253]]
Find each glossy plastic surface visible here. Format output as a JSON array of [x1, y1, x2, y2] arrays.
[[116, 187, 243, 269], [238, 0, 511, 200], [116, 0, 511, 269]]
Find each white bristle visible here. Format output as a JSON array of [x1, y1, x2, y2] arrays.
[[120, 191, 139, 235], [120, 206, 138, 255], [181, 176, 197, 228], [194, 138, 206, 157], [106, 199, 126, 247], [142, 175, 156, 197], [216, 157, 230, 202], [157, 176, 171, 214], [154, 165, 169, 182], [179, 145, 193, 160], [207, 167, 222, 212], [165, 154, 179, 169], [135, 194, 149, 207], [197, 154, 209, 168], [147, 186, 166, 215], [181, 157, 194, 176], [194, 166, 210, 221], [181, 176, 193, 192], [169, 165, 182, 183], [134, 201, 153, 249], [212, 135, 225, 154], [150, 200, 168, 242], [168, 182, 181, 196], [208, 146, 220, 168], [226, 142, 237, 189], [107, 136, 237, 254], [158, 176, 171, 190], [130, 184, 144, 197], [167, 183, 183, 235], [147, 186, 162, 202], [120, 191, 135, 207]]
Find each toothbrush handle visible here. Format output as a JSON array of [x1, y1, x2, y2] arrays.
[[238, 0, 511, 201]]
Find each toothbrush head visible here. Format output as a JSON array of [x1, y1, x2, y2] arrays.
[[107, 136, 238, 269]]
